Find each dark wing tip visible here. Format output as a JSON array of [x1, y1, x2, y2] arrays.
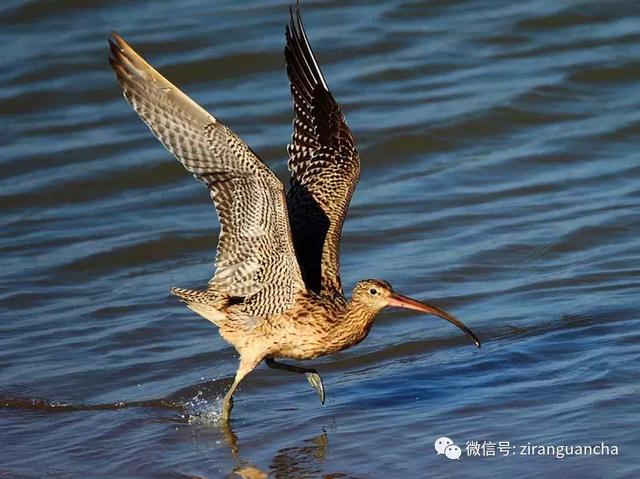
[[108, 36, 126, 83], [108, 38, 120, 60], [108, 31, 127, 57], [108, 35, 133, 91], [108, 31, 129, 69], [285, 0, 329, 92]]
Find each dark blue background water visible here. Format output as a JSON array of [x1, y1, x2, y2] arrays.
[[1, 0, 639, 477]]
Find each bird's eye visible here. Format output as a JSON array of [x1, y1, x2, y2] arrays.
[[369, 288, 378, 295]]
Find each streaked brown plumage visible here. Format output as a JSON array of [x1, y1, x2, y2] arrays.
[[109, 3, 480, 424]]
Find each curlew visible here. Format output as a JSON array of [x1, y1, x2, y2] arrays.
[[109, 4, 480, 424]]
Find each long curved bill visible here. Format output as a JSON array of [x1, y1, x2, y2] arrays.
[[388, 293, 481, 348]]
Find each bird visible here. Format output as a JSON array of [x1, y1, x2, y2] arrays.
[[108, 3, 480, 424]]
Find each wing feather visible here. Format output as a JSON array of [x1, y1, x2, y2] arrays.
[[109, 32, 305, 316], [285, 5, 360, 295]]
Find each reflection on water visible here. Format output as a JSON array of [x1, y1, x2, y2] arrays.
[[231, 427, 336, 479], [267, 432, 330, 479], [0, 394, 341, 478]]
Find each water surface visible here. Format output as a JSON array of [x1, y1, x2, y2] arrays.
[[1, 0, 640, 477]]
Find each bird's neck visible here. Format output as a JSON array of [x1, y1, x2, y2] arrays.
[[333, 300, 381, 348]]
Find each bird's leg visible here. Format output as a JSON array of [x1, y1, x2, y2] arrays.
[[222, 355, 261, 424], [265, 358, 325, 405]]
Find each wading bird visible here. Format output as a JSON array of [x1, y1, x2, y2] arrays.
[[109, 4, 480, 424]]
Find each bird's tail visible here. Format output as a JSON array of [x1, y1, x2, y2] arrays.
[[171, 287, 208, 304], [170, 287, 226, 325]]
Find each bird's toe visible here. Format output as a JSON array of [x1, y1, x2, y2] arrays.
[[305, 371, 325, 405]]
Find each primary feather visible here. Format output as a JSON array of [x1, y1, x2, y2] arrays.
[[285, 5, 361, 295], [109, 32, 305, 317]]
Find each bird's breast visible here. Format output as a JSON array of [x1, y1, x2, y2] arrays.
[[258, 304, 373, 360]]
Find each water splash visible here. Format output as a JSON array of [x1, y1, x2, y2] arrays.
[[0, 392, 225, 425], [180, 389, 224, 425]]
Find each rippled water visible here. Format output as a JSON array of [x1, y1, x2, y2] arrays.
[[2, 0, 640, 477]]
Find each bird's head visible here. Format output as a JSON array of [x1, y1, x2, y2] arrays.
[[352, 279, 481, 348]]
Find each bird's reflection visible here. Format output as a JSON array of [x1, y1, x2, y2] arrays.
[[268, 432, 329, 478], [223, 422, 331, 479]]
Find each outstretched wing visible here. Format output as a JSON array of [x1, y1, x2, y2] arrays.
[[109, 32, 305, 317], [285, 5, 360, 295]]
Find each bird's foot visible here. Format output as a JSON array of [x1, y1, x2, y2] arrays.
[[305, 371, 325, 405]]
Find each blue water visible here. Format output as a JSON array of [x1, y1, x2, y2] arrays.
[[1, 0, 639, 477]]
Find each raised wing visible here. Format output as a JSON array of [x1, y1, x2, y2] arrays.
[[285, 5, 360, 295], [109, 32, 305, 317]]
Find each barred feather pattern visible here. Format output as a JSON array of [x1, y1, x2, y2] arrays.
[[109, 32, 305, 317], [285, 6, 361, 295]]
